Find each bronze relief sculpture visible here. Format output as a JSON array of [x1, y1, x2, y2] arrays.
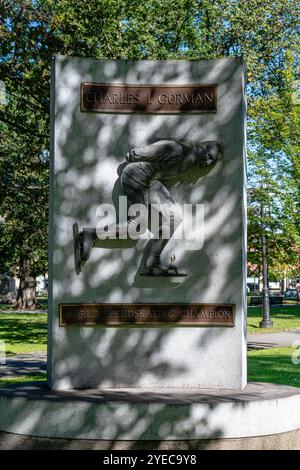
[[73, 139, 222, 277]]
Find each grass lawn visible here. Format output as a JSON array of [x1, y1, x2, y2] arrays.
[[0, 375, 46, 387], [247, 305, 300, 333], [0, 311, 47, 355], [248, 347, 300, 388]]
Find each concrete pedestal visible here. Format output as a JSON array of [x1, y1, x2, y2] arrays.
[[1, 382, 300, 449]]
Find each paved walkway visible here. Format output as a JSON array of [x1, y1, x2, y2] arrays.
[[0, 354, 47, 377], [247, 331, 300, 350]]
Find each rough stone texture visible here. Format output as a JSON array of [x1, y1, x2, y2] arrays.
[[1, 382, 300, 441], [1, 428, 300, 450], [0, 381, 298, 403], [49, 56, 247, 390]]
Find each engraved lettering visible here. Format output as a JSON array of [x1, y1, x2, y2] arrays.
[[204, 92, 213, 103], [168, 94, 176, 104], [60, 303, 234, 326], [86, 91, 94, 102], [112, 93, 119, 104], [81, 84, 216, 113], [158, 94, 167, 105]]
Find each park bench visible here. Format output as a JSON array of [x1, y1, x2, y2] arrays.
[[250, 296, 262, 306], [270, 296, 283, 306]]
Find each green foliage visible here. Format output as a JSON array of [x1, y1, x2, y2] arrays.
[[247, 51, 300, 279], [0, 0, 299, 286], [0, 0, 51, 283]]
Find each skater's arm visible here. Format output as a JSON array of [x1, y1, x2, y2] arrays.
[[126, 140, 183, 163]]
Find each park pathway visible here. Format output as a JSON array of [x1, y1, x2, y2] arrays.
[[247, 331, 300, 350], [0, 353, 47, 377]]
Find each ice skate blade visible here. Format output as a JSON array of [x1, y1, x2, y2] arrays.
[[140, 272, 187, 277], [73, 223, 82, 275]]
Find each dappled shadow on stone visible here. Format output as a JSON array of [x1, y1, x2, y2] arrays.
[[49, 57, 246, 391], [1, 382, 300, 449]]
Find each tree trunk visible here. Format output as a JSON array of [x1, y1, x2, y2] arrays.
[[260, 202, 273, 328], [14, 276, 39, 310]]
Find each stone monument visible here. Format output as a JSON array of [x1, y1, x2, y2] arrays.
[[48, 56, 247, 390], [2, 55, 300, 451]]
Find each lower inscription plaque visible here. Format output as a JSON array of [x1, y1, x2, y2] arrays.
[[59, 303, 235, 327]]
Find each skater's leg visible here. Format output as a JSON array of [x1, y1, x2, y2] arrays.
[[80, 228, 98, 263], [73, 225, 97, 274], [74, 165, 148, 273], [144, 182, 182, 274], [103, 175, 147, 238]]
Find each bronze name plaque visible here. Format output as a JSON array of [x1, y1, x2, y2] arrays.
[[59, 303, 234, 327], [81, 83, 217, 114]]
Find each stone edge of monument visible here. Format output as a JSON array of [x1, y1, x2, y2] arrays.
[[0, 382, 300, 441], [1, 428, 300, 450], [48, 55, 248, 390]]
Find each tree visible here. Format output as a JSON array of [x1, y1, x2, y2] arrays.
[[247, 51, 300, 286], [0, 0, 51, 308], [0, 89, 49, 308]]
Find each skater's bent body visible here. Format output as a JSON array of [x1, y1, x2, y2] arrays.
[[74, 139, 222, 275]]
